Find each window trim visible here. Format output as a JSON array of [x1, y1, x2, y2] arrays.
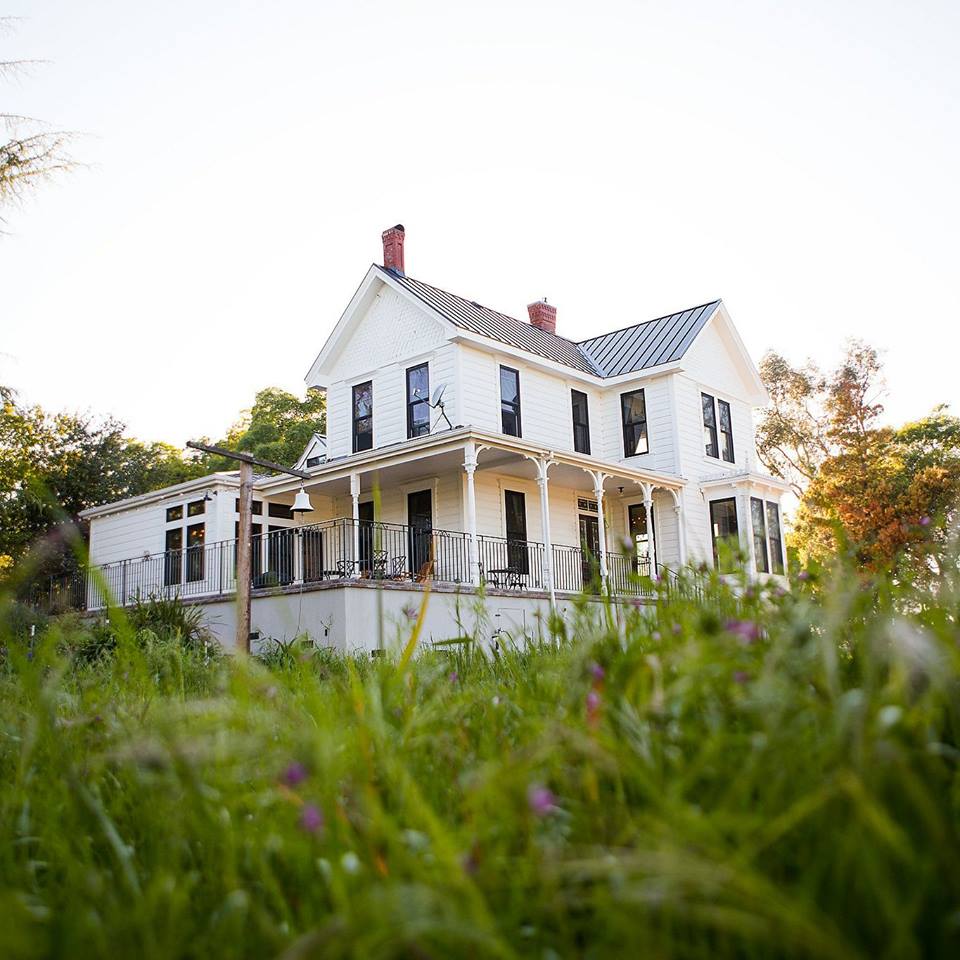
[[620, 388, 649, 458], [766, 501, 785, 575], [702, 392, 735, 464], [499, 365, 522, 437], [702, 392, 719, 459], [571, 389, 591, 455], [405, 362, 431, 439], [718, 398, 735, 463], [709, 497, 740, 572], [751, 497, 769, 574], [503, 488, 529, 574], [352, 380, 373, 453]]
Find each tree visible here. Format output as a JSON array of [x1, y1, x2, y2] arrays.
[[757, 343, 960, 577], [1, 17, 76, 222], [201, 387, 326, 471]]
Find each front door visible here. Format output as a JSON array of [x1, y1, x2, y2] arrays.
[[407, 490, 433, 576], [578, 514, 600, 591], [358, 500, 375, 573], [628, 503, 655, 575]]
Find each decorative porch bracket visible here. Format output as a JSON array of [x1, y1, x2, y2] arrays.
[[587, 470, 610, 586]]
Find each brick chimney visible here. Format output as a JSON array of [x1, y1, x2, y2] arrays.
[[382, 223, 406, 275], [527, 299, 557, 335]]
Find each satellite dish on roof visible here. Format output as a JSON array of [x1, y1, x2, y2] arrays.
[[427, 383, 453, 431]]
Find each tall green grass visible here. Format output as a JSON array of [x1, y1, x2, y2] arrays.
[[2, 558, 960, 959]]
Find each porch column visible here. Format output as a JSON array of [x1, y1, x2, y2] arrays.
[[534, 457, 556, 608], [463, 442, 480, 586], [670, 489, 687, 567], [350, 472, 360, 576], [641, 482, 657, 575], [590, 471, 609, 585]]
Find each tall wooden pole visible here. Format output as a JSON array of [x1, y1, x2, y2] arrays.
[[236, 460, 253, 654]]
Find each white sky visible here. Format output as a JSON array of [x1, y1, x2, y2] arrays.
[[2, 0, 958, 446]]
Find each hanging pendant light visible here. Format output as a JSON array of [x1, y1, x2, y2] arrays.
[[291, 484, 314, 515]]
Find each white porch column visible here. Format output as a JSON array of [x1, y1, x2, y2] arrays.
[[670, 489, 687, 567], [590, 471, 609, 585], [641, 482, 657, 576], [462, 442, 481, 586], [350, 472, 360, 576], [534, 457, 556, 608], [740, 489, 757, 579]]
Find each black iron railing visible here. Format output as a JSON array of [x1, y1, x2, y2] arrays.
[[24, 517, 681, 613]]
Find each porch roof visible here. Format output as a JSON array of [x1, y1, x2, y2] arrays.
[[256, 427, 686, 498]]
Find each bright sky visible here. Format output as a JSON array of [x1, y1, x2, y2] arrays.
[[2, 0, 958, 447]]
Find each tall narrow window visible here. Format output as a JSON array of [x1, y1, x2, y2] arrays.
[[709, 498, 739, 573], [718, 399, 735, 463], [504, 490, 529, 574], [766, 502, 785, 575], [500, 366, 521, 437], [406, 363, 430, 438], [185, 522, 205, 583], [702, 393, 719, 458], [352, 381, 373, 452], [164, 527, 183, 586], [751, 497, 769, 573], [621, 389, 648, 457], [571, 389, 591, 454]]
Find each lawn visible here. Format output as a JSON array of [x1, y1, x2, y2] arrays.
[[1, 565, 959, 959]]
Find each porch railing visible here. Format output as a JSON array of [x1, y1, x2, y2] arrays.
[[24, 517, 673, 613]]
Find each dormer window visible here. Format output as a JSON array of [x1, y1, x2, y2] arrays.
[[406, 363, 430, 438], [500, 366, 521, 437], [702, 393, 734, 463], [620, 389, 648, 457], [352, 381, 373, 453]]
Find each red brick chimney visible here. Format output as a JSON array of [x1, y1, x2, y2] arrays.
[[382, 224, 406, 275], [527, 299, 557, 335]]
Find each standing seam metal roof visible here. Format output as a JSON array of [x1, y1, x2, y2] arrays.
[[377, 265, 719, 380]]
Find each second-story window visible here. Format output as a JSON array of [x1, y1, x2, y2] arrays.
[[621, 389, 648, 457], [352, 381, 373, 453], [406, 363, 430, 438], [703, 393, 735, 463], [571, 389, 591, 454], [500, 366, 521, 437]]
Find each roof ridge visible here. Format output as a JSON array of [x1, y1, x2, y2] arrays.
[[576, 299, 722, 346]]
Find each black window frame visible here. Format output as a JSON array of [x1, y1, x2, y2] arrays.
[[166, 505, 183, 523], [267, 502, 294, 520], [187, 498, 205, 517], [352, 380, 373, 453], [185, 522, 205, 583], [766, 501, 785, 575], [500, 366, 522, 437], [620, 389, 649, 457], [406, 362, 431, 439], [504, 489, 529, 574], [718, 399, 735, 463], [164, 527, 183, 586], [571, 389, 591, 454], [751, 497, 769, 573], [235, 498, 263, 515], [702, 393, 719, 458], [709, 497, 740, 573]]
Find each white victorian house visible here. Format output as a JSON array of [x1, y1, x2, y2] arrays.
[[76, 224, 789, 651]]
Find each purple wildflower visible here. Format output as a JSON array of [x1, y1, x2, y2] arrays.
[[299, 803, 324, 834], [401, 604, 418, 621], [734, 670, 751, 685], [588, 661, 605, 682], [919, 516, 932, 527], [281, 762, 308, 788], [797, 570, 810, 582], [725, 619, 761, 645], [652, 630, 662, 642], [586, 690, 601, 712], [630, 598, 643, 609], [449, 671, 459, 684], [672, 623, 682, 636], [527, 784, 557, 817]]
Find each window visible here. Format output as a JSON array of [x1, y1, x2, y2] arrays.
[[267, 502, 293, 520], [702, 393, 719, 458], [571, 389, 591, 454], [186, 522, 205, 582], [504, 490, 529, 573], [621, 389, 648, 457], [406, 363, 431, 438], [306, 456, 323, 468], [766, 502, 785, 575], [751, 497, 769, 573], [500, 366, 521, 436], [166, 505, 183, 523], [187, 499, 205, 517], [709, 498, 739, 573], [164, 527, 183, 586], [234, 498, 263, 515], [352, 381, 373, 452], [703, 394, 735, 463]]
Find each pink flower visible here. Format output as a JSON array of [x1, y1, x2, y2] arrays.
[[402, 604, 418, 621], [527, 784, 557, 817], [281, 762, 308, 788], [919, 516, 932, 527], [588, 661, 605, 682], [449, 671, 459, 684], [725, 619, 761, 645], [299, 803, 324, 834], [797, 570, 810, 582]]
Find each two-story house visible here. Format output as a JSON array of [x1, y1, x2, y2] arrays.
[[77, 224, 789, 651]]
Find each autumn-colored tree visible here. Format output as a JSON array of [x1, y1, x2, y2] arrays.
[[757, 342, 960, 577]]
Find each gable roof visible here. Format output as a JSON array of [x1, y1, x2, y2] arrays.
[[377, 266, 719, 379]]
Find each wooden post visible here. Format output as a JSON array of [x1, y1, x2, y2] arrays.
[[236, 460, 253, 654]]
